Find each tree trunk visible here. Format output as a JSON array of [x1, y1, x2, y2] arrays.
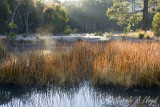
[[104, 23, 106, 32], [26, 24, 29, 35], [142, 0, 148, 31], [11, 0, 24, 22], [133, 0, 135, 11], [25, 14, 29, 35], [81, 23, 83, 32], [11, 12, 16, 22], [85, 22, 88, 33], [25, 16, 29, 35], [94, 22, 96, 33]]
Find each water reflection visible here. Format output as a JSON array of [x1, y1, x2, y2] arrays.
[[0, 84, 159, 107]]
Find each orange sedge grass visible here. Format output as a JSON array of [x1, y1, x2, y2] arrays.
[[0, 37, 7, 58], [0, 41, 160, 88]]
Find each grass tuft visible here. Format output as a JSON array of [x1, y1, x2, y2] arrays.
[[0, 41, 160, 88]]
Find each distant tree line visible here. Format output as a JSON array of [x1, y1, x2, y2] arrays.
[[62, 0, 122, 33], [107, 0, 160, 32], [0, 0, 68, 35], [0, 0, 160, 35], [63, 0, 160, 33]]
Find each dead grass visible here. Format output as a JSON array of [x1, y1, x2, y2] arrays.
[[0, 41, 160, 88], [0, 37, 7, 58], [126, 30, 155, 39]]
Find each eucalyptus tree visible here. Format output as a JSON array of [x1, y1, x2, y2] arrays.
[[107, 0, 160, 31], [9, 0, 25, 22], [18, 0, 35, 35], [107, 0, 143, 32], [43, 4, 69, 33], [63, 0, 113, 33]]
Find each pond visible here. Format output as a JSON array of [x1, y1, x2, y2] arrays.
[[0, 83, 159, 107], [1, 40, 160, 107]]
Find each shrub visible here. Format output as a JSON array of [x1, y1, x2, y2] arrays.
[[95, 32, 103, 36], [138, 33, 144, 39], [23, 33, 27, 38], [7, 31, 17, 40], [64, 25, 71, 35], [73, 28, 78, 33], [124, 24, 132, 33], [152, 12, 160, 36], [146, 35, 150, 39], [8, 21, 17, 29]]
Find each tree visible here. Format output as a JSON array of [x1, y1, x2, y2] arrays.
[[142, 0, 149, 31], [9, 0, 25, 22], [106, 0, 158, 31], [107, 0, 142, 32], [63, 0, 114, 33], [44, 5, 69, 33], [152, 12, 160, 36], [0, 0, 11, 34], [19, 0, 34, 35]]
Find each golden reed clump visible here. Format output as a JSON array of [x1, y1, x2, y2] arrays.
[[0, 41, 160, 88]]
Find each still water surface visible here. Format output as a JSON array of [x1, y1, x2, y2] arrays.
[[0, 83, 160, 107]]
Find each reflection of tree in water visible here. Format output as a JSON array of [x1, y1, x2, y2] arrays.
[[0, 86, 29, 105], [0, 84, 82, 106], [0, 84, 160, 106]]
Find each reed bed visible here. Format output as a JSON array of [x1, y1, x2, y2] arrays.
[[0, 41, 160, 88], [0, 37, 7, 59]]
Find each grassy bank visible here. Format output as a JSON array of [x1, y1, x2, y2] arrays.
[[0, 41, 160, 88]]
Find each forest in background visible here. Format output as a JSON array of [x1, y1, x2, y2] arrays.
[[0, 0, 160, 36]]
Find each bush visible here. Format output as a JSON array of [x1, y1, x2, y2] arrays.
[[64, 25, 71, 35], [8, 21, 17, 29], [23, 33, 27, 38], [95, 32, 103, 36], [73, 28, 78, 33], [146, 35, 150, 39], [152, 12, 160, 36], [7, 31, 17, 40], [138, 33, 144, 39], [124, 24, 132, 33]]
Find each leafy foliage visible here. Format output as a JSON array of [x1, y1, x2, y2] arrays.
[[8, 21, 17, 29], [0, 0, 160, 34], [107, 0, 142, 32], [0, 0, 11, 33], [44, 5, 69, 33], [152, 12, 160, 36], [138, 32, 145, 39], [7, 31, 17, 40], [95, 32, 103, 36], [64, 25, 71, 35]]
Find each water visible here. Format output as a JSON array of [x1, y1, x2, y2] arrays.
[[0, 83, 160, 107]]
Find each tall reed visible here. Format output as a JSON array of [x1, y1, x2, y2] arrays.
[[0, 41, 159, 88]]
